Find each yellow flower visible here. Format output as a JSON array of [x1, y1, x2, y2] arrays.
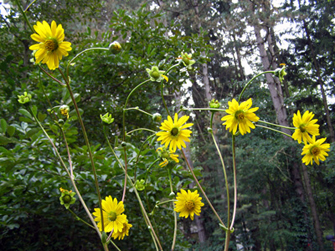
[[92, 196, 127, 233], [156, 147, 179, 167], [301, 137, 330, 165], [112, 221, 132, 240], [221, 98, 259, 135], [174, 189, 204, 220], [292, 110, 320, 144], [156, 113, 193, 152], [29, 20, 72, 70]]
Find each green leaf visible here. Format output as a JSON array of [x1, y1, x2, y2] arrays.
[[26, 128, 40, 138], [7, 126, 15, 137], [19, 108, 33, 120], [38, 112, 47, 122], [0, 119, 7, 133], [31, 105, 38, 116]]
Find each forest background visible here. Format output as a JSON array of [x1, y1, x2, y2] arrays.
[[0, 0, 335, 250]]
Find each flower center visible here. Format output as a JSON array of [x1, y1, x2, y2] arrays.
[[44, 38, 58, 52], [235, 111, 245, 121], [170, 127, 179, 136], [311, 147, 320, 156], [185, 200, 195, 210], [108, 211, 117, 221], [63, 195, 71, 203], [151, 71, 160, 79], [299, 124, 307, 132]]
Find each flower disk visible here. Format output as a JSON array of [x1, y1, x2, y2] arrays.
[[156, 113, 193, 152], [92, 196, 127, 233], [292, 110, 320, 144], [301, 137, 330, 165], [221, 98, 259, 135], [174, 189, 204, 220], [29, 20, 72, 70]]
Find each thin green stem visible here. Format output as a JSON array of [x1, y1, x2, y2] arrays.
[[125, 107, 152, 117], [67, 208, 95, 229], [230, 135, 237, 230], [59, 126, 74, 178], [181, 107, 225, 113], [258, 120, 295, 130], [160, 83, 171, 116], [166, 62, 181, 73], [103, 129, 163, 250], [66, 48, 109, 78], [14, 0, 34, 33], [58, 67, 105, 233], [29, 106, 101, 237], [168, 168, 177, 251], [238, 71, 275, 102], [209, 113, 230, 231], [255, 124, 292, 138], [126, 128, 156, 136], [24, 0, 37, 12], [38, 65, 66, 86], [181, 149, 226, 228], [123, 79, 150, 140]]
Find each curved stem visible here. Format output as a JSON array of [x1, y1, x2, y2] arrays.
[[14, 0, 34, 33], [255, 124, 292, 138], [125, 107, 152, 117], [24, 0, 37, 12], [126, 128, 156, 136], [103, 129, 163, 250], [238, 71, 275, 102], [166, 62, 181, 73], [181, 107, 225, 113], [168, 168, 177, 251], [258, 120, 295, 130], [58, 67, 105, 233], [66, 48, 109, 78], [38, 65, 66, 86], [181, 149, 226, 228], [67, 208, 95, 229]]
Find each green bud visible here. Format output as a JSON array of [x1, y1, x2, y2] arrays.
[[101, 231, 108, 245], [109, 41, 121, 54], [180, 52, 196, 69], [152, 113, 162, 122], [59, 105, 70, 119], [207, 127, 213, 133], [59, 187, 76, 209], [274, 64, 287, 83], [209, 99, 221, 109], [17, 92, 32, 104], [135, 179, 146, 191], [100, 113, 114, 124], [169, 192, 175, 197], [146, 66, 166, 82], [121, 141, 127, 147]]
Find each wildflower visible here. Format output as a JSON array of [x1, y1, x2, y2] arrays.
[[100, 113, 114, 124], [156, 147, 179, 167], [59, 105, 70, 119], [174, 189, 204, 220], [109, 41, 121, 54], [301, 137, 330, 165], [180, 52, 196, 69], [221, 98, 259, 135], [146, 66, 168, 82], [17, 92, 32, 104], [112, 220, 132, 240], [92, 196, 127, 233], [29, 20, 72, 70], [59, 187, 76, 209], [156, 113, 193, 152], [209, 99, 221, 109], [292, 110, 320, 144]]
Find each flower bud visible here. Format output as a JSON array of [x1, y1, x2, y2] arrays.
[[17, 92, 32, 104], [135, 179, 146, 191], [209, 99, 221, 109], [180, 52, 196, 69], [152, 113, 162, 122], [274, 64, 287, 83], [59, 105, 70, 119], [59, 187, 76, 209], [146, 66, 167, 82], [121, 141, 127, 147], [100, 113, 114, 124], [109, 41, 121, 54]]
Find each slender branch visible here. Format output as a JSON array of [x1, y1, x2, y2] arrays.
[[230, 135, 237, 229], [255, 124, 292, 138], [38, 65, 66, 86], [181, 149, 226, 228], [258, 120, 295, 130], [67, 208, 95, 229], [126, 128, 156, 135], [168, 168, 178, 251]]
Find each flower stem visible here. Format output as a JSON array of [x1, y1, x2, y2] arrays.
[[124, 107, 152, 116], [258, 120, 295, 130], [238, 71, 275, 102], [168, 168, 178, 251], [38, 65, 66, 86], [181, 149, 226, 228], [67, 209, 95, 229], [160, 82, 171, 116], [255, 124, 292, 138], [230, 135, 237, 229], [14, 0, 34, 33], [58, 67, 105, 233], [126, 128, 156, 136], [103, 129, 163, 250]]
